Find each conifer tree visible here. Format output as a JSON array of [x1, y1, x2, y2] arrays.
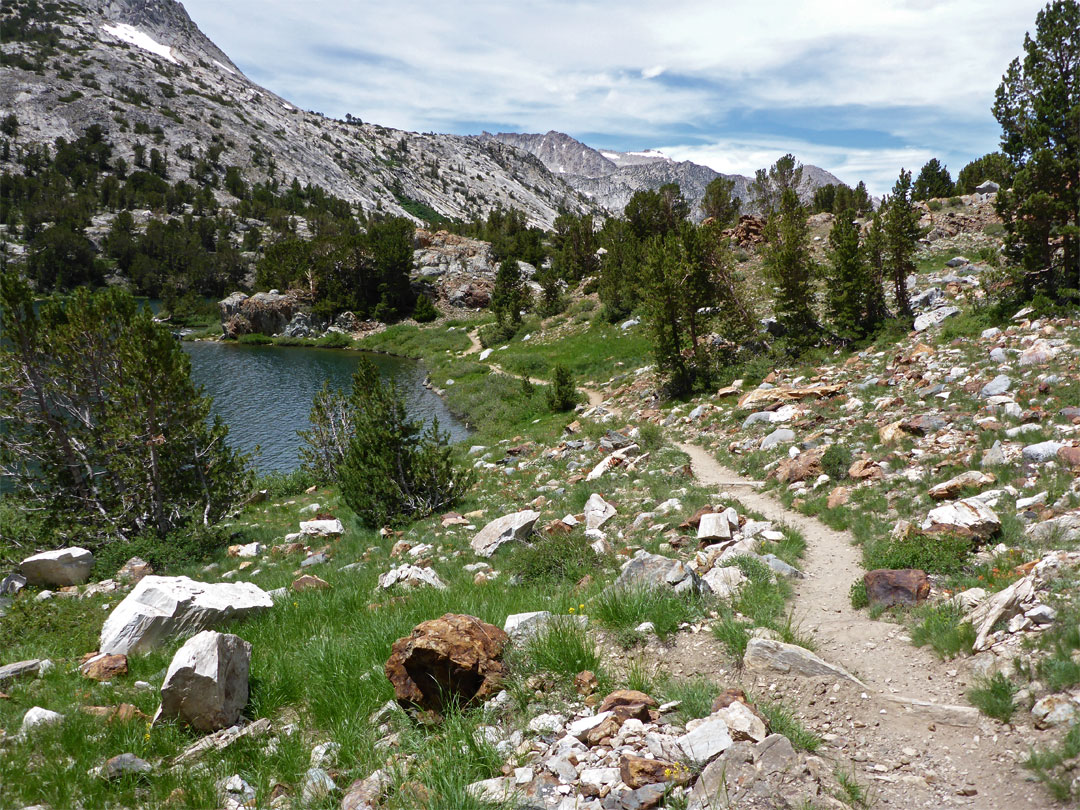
[[825, 209, 868, 339], [863, 211, 891, 329], [912, 158, 954, 200], [882, 170, 919, 320], [762, 186, 818, 344], [700, 176, 741, 228], [490, 257, 528, 332]]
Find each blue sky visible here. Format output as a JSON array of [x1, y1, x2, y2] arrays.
[[180, 0, 1046, 195]]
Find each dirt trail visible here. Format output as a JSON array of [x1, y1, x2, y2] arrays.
[[676, 440, 1059, 808]]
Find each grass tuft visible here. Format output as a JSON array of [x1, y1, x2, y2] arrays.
[[967, 672, 1016, 723]]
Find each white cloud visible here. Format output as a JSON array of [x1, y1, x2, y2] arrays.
[[179, 0, 1044, 190]]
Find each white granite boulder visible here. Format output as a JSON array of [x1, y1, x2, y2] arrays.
[[99, 576, 273, 655], [470, 510, 540, 557], [20, 547, 94, 587], [155, 630, 251, 732]]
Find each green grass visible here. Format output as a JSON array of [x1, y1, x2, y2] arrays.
[[909, 603, 976, 659], [505, 531, 604, 585], [967, 673, 1016, 723], [659, 677, 722, 726], [833, 765, 873, 808], [1024, 724, 1080, 803], [590, 584, 709, 641], [757, 698, 822, 752], [357, 322, 472, 358], [495, 320, 651, 383], [522, 617, 604, 682]]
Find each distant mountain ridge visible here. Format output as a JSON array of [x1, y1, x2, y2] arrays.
[[478, 130, 844, 218], [0, 0, 593, 227]]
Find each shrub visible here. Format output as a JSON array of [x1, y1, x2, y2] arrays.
[[865, 530, 973, 574], [412, 293, 438, 323], [849, 579, 869, 609], [316, 331, 352, 348], [910, 603, 976, 659], [506, 532, 599, 584], [298, 382, 353, 482], [547, 363, 578, 412], [821, 444, 852, 481], [338, 358, 473, 527], [968, 672, 1017, 722]]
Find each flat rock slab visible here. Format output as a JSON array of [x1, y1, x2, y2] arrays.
[[921, 497, 1001, 540], [743, 638, 864, 685], [678, 715, 733, 764], [470, 510, 540, 557], [99, 575, 272, 655], [20, 547, 94, 586], [0, 659, 42, 683]]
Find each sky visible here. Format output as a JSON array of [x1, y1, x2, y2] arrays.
[[179, 0, 1046, 195]]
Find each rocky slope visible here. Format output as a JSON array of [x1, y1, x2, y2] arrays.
[[479, 130, 844, 218], [0, 0, 593, 226]]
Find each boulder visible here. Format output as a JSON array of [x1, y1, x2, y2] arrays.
[[299, 518, 344, 537], [99, 576, 272, 656], [156, 630, 251, 732], [697, 513, 732, 543], [979, 375, 1012, 398], [342, 769, 391, 810], [928, 471, 995, 500], [21, 706, 63, 735], [80, 653, 128, 681], [620, 754, 686, 788], [583, 493, 617, 531], [921, 498, 1001, 541], [863, 569, 930, 607], [385, 613, 508, 713], [773, 446, 827, 484], [1028, 512, 1080, 545], [599, 689, 657, 722], [377, 565, 446, 590], [470, 510, 540, 557], [1058, 445, 1080, 469], [701, 566, 746, 599], [913, 306, 960, 332], [713, 701, 768, 743], [116, 556, 153, 583], [0, 659, 43, 683], [847, 458, 883, 480], [20, 547, 94, 587], [219, 290, 296, 337], [615, 551, 704, 594], [678, 715, 734, 764], [743, 638, 863, 684]]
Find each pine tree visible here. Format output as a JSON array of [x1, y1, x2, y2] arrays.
[[863, 211, 891, 329], [912, 158, 954, 200], [412, 293, 438, 323], [762, 186, 818, 344], [490, 257, 528, 333], [882, 170, 919, 320], [825, 209, 868, 339], [0, 274, 249, 540], [993, 0, 1079, 298], [337, 359, 472, 527], [546, 364, 578, 412], [700, 176, 741, 227]]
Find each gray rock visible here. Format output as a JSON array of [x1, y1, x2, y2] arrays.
[[981, 327, 1002, 339], [913, 306, 959, 332], [102, 753, 152, 779], [301, 767, 336, 804], [945, 256, 970, 268], [755, 733, 797, 774], [701, 566, 746, 598], [1022, 441, 1064, 463], [760, 428, 795, 451], [99, 575, 272, 655], [1028, 513, 1080, 544], [155, 630, 251, 732], [0, 659, 42, 683], [20, 547, 94, 587], [0, 572, 27, 596], [982, 440, 1006, 467], [743, 638, 863, 684], [615, 550, 704, 594], [760, 553, 804, 578], [697, 513, 732, 543], [975, 180, 1000, 194], [471, 510, 540, 557], [678, 715, 734, 764], [989, 347, 1008, 363], [980, 375, 1012, 398], [20, 706, 63, 735], [376, 564, 446, 590], [742, 411, 774, 428], [583, 493, 617, 530]]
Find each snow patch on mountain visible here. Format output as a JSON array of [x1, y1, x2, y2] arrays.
[[101, 23, 177, 63]]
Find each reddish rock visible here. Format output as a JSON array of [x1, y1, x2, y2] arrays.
[[847, 458, 883, 481], [827, 487, 850, 509], [271, 543, 306, 557], [773, 446, 827, 484], [574, 670, 599, 696], [1057, 445, 1080, 470], [620, 754, 687, 788], [116, 557, 153, 584], [385, 613, 508, 713], [863, 569, 930, 607], [80, 653, 128, 681], [599, 689, 657, 722], [710, 687, 749, 713], [679, 506, 715, 530], [292, 575, 330, 591], [81, 703, 147, 723]]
